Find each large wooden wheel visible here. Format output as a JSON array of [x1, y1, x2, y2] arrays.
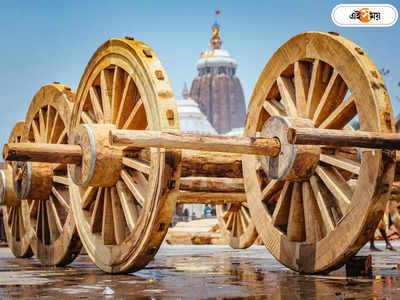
[[22, 84, 81, 266], [1, 122, 33, 258], [216, 203, 257, 248], [243, 31, 395, 273], [69, 38, 180, 273]]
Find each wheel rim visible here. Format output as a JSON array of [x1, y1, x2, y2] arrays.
[[69, 38, 180, 273], [243, 31, 395, 273], [2, 122, 33, 258], [24, 84, 81, 266], [216, 203, 257, 249]]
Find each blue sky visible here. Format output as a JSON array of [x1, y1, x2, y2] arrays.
[[0, 0, 399, 143]]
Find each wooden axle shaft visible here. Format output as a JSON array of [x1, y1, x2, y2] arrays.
[[176, 191, 246, 205], [110, 129, 281, 156], [4, 143, 82, 164], [288, 127, 400, 150]]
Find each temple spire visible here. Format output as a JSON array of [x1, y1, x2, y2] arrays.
[[182, 82, 189, 99]]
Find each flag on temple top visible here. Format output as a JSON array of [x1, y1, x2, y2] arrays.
[[215, 10, 221, 15]]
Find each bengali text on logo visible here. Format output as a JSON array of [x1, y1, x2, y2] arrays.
[[332, 4, 398, 27]]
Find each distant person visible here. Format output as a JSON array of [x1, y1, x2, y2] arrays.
[[370, 217, 396, 251], [204, 205, 211, 217]]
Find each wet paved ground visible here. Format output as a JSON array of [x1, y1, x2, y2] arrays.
[[0, 241, 400, 299]]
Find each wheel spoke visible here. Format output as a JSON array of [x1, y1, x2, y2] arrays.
[[122, 157, 150, 174], [306, 60, 329, 118], [121, 169, 147, 207], [302, 181, 324, 243], [8, 207, 14, 226], [309, 175, 335, 233], [316, 165, 352, 214], [39, 108, 46, 141], [41, 201, 51, 245], [102, 188, 116, 245], [116, 180, 138, 232], [112, 66, 124, 123], [81, 111, 95, 124], [240, 206, 251, 224], [17, 208, 25, 239], [46, 200, 62, 241], [111, 186, 126, 244], [276, 76, 298, 117], [122, 98, 144, 129], [116, 76, 133, 127], [261, 180, 284, 203], [294, 61, 311, 117], [53, 175, 70, 185], [90, 188, 104, 233], [100, 70, 113, 123], [272, 182, 292, 226], [89, 87, 104, 122], [287, 182, 305, 241], [56, 128, 67, 144], [81, 186, 97, 210], [263, 100, 286, 117], [51, 187, 70, 211], [46, 106, 55, 142], [30, 200, 39, 218], [320, 154, 360, 175], [226, 211, 234, 230], [313, 71, 348, 127], [319, 96, 356, 129], [31, 120, 41, 142]]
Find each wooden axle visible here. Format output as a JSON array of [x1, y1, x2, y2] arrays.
[[288, 127, 400, 150], [110, 129, 281, 156], [4, 143, 82, 164], [176, 191, 246, 205]]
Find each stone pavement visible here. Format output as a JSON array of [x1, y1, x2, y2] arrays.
[[0, 241, 399, 299]]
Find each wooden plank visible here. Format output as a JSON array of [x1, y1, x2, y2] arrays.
[[179, 177, 244, 193]]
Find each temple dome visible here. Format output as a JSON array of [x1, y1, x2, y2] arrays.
[[176, 85, 217, 134], [196, 49, 237, 70]]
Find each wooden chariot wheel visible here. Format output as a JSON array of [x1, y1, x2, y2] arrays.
[[216, 203, 257, 249], [243, 31, 395, 273], [1, 122, 34, 258], [68, 38, 180, 273], [20, 83, 81, 266]]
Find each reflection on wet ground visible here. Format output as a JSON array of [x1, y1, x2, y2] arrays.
[[0, 241, 399, 299]]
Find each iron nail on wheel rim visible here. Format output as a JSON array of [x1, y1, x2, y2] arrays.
[[2, 121, 33, 258], [23, 84, 81, 266], [69, 38, 180, 273], [243, 31, 395, 273]]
